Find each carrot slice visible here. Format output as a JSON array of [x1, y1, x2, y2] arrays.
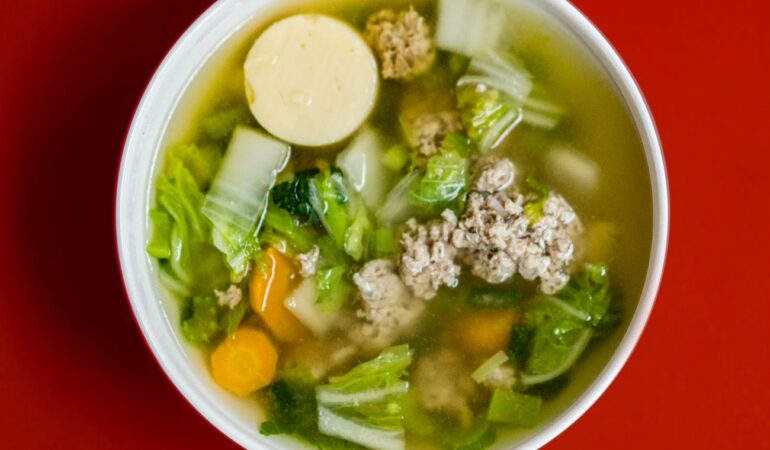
[[211, 328, 277, 396], [249, 247, 308, 343], [453, 309, 519, 358]]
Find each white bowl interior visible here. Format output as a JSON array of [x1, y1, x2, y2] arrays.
[[115, 0, 668, 448]]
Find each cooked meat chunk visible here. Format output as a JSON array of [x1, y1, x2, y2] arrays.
[[351, 260, 425, 351], [412, 349, 477, 428], [449, 158, 582, 294], [400, 210, 461, 300], [214, 285, 242, 310], [453, 185, 582, 294], [481, 365, 517, 390], [408, 111, 464, 157], [365, 7, 435, 80], [473, 157, 515, 193], [296, 245, 320, 278]]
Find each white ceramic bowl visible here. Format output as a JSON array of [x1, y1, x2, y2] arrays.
[[115, 0, 669, 448]]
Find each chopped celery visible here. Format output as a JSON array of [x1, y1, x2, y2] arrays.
[[487, 390, 542, 426], [147, 210, 172, 259], [381, 145, 410, 173], [202, 126, 290, 280], [372, 228, 397, 259], [471, 351, 509, 383], [344, 204, 372, 261], [435, 0, 506, 58]]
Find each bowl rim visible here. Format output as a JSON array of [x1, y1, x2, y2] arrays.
[[114, 0, 669, 449]]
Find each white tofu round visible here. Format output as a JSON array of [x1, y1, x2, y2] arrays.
[[244, 15, 379, 147]]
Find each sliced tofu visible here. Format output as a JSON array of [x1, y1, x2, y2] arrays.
[[244, 14, 379, 147]]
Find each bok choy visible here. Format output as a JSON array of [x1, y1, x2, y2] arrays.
[[202, 126, 290, 280], [316, 345, 414, 450]]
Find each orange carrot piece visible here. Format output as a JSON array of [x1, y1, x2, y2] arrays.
[[249, 247, 308, 343], [453, 309, 519, 358], [211, 328, 277, 396]]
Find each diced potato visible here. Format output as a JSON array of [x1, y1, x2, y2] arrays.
[[244, 15, 379, 147]]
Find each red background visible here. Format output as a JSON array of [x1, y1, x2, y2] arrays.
[[1, 0, 768, 448]]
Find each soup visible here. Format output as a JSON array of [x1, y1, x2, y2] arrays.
[[146, 0, 652, 448]]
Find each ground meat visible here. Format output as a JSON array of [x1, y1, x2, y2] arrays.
[[481, 365, 517, 390], [412, 349, 477, 428], [473, 157, 516, 193], [399, 210, 461, 300], [296, 245, 319, 278], [351, 260, 425, 351], [365, 7, 435, 80], [408, 111, 463, 157], [214, 285, 242, 310], [452, 183, 582, 293]]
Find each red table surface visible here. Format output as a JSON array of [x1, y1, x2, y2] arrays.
[[1, 0, 768, 448]]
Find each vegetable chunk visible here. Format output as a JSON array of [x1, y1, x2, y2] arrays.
[[244, 15, 379, 146], [250, 248, 309, 343], [211, 328, 278, 396]]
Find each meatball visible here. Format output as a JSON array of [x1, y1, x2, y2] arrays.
[[365, 7, 436, 80]]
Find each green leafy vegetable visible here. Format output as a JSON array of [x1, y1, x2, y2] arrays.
[[181, 294, 222, 345], [152, 160, 229, 295], [180, 290, 249, 346], [466, 287, 519, 309], [520, 297, 592, 385], [456, 53, 533, 152], [147, 210, 172, 259], [486, 390, 542, 426], [316, 266, 354, 313], [202, 126, 290, 281], [315, 345, 414, 450], [261, 367, 363, 449], [376, 170, 420, 225], [165, 143, 222, 190], [508, 325, 535, 368], [262, 206, 318, 254], [556, 263, 611, 326], [308, 168, 353, 248], [344, 205, 373, 261], [523, 173, 551, 225], [410, 134, 470, 210], [442, 422, 497, 450], [525, 374, 569, 401], [271, 168, 322, 224], [200, 105, 253, 143]]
